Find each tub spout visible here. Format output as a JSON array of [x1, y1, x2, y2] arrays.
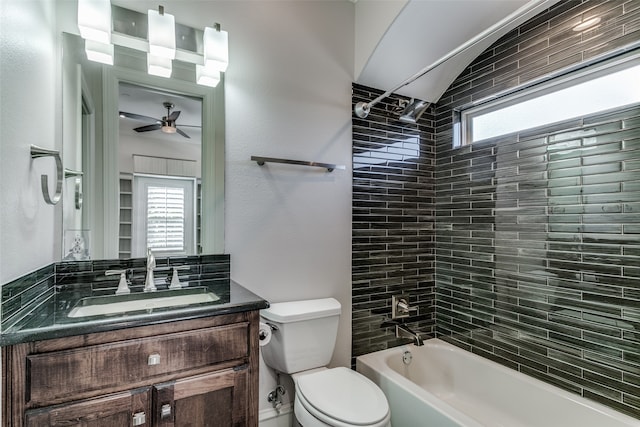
[[382, 320, 424, 346], [396, 324, 424, 346]]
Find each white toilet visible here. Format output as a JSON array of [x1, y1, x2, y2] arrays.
[[261, 298, 391, 427]]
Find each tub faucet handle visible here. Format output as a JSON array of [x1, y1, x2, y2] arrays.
[[392, 295, 418, 319]]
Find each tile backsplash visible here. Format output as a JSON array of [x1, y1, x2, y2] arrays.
[[1, 254, 230, 331]]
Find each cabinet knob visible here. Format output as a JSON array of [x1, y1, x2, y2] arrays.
[[132, 412, 146, 426], [148, 353, 161, 366], [161, 403, 172, 419]]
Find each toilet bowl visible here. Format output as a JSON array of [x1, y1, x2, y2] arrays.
[[293, 367, 391, 427], [260, 298, 391, 427]]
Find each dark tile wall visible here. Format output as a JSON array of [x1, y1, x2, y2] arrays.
[[351, 85, 436, 363], [434, 0, 640, 418]]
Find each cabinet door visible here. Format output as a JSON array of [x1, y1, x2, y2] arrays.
[[24, 388, 151, 427], [153, 367, 249, 427]]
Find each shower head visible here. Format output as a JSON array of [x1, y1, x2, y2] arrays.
[[398, 99, 430, 123]]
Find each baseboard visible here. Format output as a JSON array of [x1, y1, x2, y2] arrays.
[[258, 403, 294, 427]]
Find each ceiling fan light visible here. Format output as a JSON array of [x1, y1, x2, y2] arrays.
[[203, 26, 228, 73], [77, 0, 112, 44], [147, 54, 172, 78], [161, 124, 177, 134], [85, 40, 114, 65], [148, 7, 176, 59], [196, 64, 221, 87]]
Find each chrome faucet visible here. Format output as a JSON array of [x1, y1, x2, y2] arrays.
[[395, 323, 424, 346], [381, 319, 424, 346], [144, 248, 157, 292]]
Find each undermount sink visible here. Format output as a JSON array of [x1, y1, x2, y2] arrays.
[[67, 287, 220, 318]]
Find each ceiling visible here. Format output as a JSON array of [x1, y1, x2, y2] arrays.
[[118, 82, 202, 144], [112, 0, 561, 117], [355, 0, 562, 103]]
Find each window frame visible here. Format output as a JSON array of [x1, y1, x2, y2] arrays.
[[458, 51, 640, 147], [132, 173, 197, 258]]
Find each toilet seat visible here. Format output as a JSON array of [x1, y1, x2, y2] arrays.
[[295, 367, 390, 427]]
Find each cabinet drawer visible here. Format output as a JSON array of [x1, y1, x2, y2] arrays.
[[26, 323, 248, 405]]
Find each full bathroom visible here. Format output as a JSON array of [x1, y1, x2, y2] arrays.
[[1, 0, 640, 426]]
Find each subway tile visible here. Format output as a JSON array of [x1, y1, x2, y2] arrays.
[[354, 0, 640, 417]]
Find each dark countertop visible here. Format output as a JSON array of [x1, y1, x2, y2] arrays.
[[0, 280, 269, 346]]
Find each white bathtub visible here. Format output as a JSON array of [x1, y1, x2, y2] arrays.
[[356, 338, 639, 427]]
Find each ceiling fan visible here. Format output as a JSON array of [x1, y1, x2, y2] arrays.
[[119, 102, 199, 139]]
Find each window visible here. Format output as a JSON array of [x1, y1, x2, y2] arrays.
[[459, 55, 640, 146], [146, 185, 185, 252], [132, 175, 196, 257]]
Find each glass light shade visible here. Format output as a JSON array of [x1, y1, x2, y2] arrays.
[[77, 0, 112, 44], [147, 54, 172, 78], [203, 27, 228, 72], [161, 125, 177, 134], [196, 64, 221, 87], [148, 9, 176, 59], [85, 40, 114, 65]]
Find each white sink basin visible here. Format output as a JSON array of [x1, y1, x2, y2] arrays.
[[68, 288, 220, 318]]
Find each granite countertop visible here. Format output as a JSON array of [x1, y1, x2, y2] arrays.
[[0, 279, 269, 346]]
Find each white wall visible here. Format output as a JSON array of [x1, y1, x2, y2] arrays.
[[3, 0, 355, 417], [126, 0, 356, 412], [219, 1, 355, 412], [0, 0, 60, 283]]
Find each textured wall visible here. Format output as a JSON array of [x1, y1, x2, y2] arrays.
[[0, 0, 60, 283], [434, 0, 640, 417], [351, 85, 436, 364]]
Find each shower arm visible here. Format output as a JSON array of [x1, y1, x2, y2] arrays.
[[354, 0, 554, 119]]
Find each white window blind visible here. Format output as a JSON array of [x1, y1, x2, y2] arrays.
[[132, 175, 195, 257], [146, 186, 185, 252]]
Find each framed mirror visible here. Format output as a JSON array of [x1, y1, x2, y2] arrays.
[[61, 33, 225, 261]]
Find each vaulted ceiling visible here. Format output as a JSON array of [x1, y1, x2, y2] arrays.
[[354, 0, 561, 103]]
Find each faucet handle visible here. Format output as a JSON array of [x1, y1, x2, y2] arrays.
[[392, 295, 418, 319], [168, 266, 190, 290], [106, 270, 131, 295]]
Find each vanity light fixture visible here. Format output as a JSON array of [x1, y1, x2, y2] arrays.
[[573, 16, 601, 32], [77, 0, 112, 44], [147, 53, 172, 78], [77, 3, 229, 86], [78, 0, 114, 65], [148, 6, 176, 59], [203, 24, 229, 73], [196, 64, 221, 88], [84, 39, 114, 65]]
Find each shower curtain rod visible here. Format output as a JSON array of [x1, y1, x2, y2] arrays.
[[354, 0, 555, 119]]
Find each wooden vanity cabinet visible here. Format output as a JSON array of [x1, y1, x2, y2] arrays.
[[3, 311, 260, 427]]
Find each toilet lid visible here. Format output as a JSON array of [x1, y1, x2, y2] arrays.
[[296, 367, 389, 425]]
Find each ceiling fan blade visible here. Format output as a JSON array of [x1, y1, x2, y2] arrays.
[[177, 124, 201, 128], [134, 124, 162, 132], [176, 128, 191, 139], [120, 111, 161, 123], [168, 110, 181, 121]]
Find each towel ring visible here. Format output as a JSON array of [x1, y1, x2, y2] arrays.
[[30, 145, 63, 205]]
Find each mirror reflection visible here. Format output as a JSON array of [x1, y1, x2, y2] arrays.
[[61, 32, 224, 261], [117, 83, 202, 258]]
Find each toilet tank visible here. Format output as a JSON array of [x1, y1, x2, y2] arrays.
[[260, 298, 341, 374]]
